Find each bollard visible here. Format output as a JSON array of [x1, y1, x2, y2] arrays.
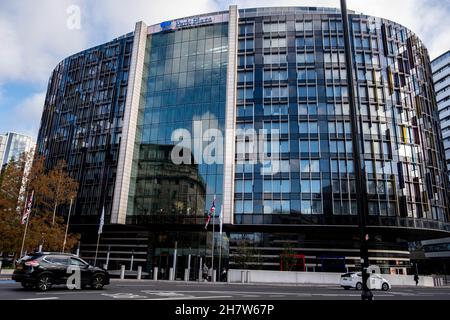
[[169, 268, 174, 281], [184, 269, 189, 282], [153, 267, 158, 280], [0, 261, 2, 274], [241, 270, 246, 283], [137, 266, 142, 280], [212, 270, 216, 283], [120, 265, 125, 280], [198, 269, 202, 282]]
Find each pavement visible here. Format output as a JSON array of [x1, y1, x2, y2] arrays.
[[0, 279, 449, 300]]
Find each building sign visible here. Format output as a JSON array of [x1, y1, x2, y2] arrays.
[[159, 16, 214, 32], [160, 20, 173, 31], [175, 16, 213, 29], [149, 13, 228, 35]]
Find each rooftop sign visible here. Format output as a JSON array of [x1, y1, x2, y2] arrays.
[[175, 16, 213, 29], [149, 13, 229, 34]]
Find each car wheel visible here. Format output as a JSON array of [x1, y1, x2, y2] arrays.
[[91, 274, 105, 290], [36, 274, 53, 292], [21, 282, 35, 290], [382, 283, 389, 291], [355, 282, 363, 291]]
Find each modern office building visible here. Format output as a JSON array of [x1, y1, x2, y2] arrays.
[[0, 132, 35, 167], [432, 51, 450, 186], [36, 6, 450, 277], [0, 134, 6, 167]]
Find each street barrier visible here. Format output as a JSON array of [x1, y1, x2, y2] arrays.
[[120, 265, 125, 279], [229, 269, 436, 287]]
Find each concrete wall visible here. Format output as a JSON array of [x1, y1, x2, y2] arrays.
[[228, 269, 436, 287]]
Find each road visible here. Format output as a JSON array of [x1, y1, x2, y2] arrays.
[[0, 279, 449, 300]]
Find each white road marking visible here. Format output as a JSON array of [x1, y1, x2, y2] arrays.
[[116, 285, 156, 287], [142, 291, 185, 297], [147, 290, 309, 296], [142, 295, 232, 300], [37, 291, 101, 295], [102, 293, 148, 299], [21, 297, 59, 300]]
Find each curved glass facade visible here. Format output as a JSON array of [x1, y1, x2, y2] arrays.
[[36, 6, 449, 274], [128, 22, 229, 223], [37, 34, 134, 221], [234, 7, 449, 229]]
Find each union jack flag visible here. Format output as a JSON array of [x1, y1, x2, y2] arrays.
[[21, 190, 34, 225], [204, 197, 216, 229]]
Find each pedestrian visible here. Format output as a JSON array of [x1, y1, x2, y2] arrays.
[[208, 266, 213, 282], [202, 263, 208, 282], [414, 274, 419, 286], [220, 268, 227, 282]]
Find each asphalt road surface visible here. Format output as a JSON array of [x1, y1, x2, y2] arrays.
[[0, 279, 449, 300]]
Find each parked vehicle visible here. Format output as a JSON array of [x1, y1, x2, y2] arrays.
[[12, 252, 110, 292], [340, 272, 390, 291]]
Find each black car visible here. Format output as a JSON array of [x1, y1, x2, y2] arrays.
[[12, 252, 110, 292]]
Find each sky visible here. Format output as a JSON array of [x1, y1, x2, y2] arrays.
[[0, 0, 449, 140]]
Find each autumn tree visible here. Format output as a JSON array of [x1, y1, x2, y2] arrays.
[[47, 160, 79, 225], [27, 155, 51, 211], [0, 155, 26, 212], [0, 153, 80, 261]]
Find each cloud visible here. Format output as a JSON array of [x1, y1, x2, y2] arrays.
[[0, 91, 46, 139], [15, 92, 46, 126], [0, 0, 89, 85], [0, 0, 447, 88], [83, 0, 220, 40]]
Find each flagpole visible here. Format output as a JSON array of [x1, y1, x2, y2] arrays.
[[94, 233, 101, 266], [211, 211, 215, 281], [218, 205, 223, 282], [94, 206, 105, 266], [62, 198, 74, 253], [20, 210, 31, 258], [19, 191, 34, 258]]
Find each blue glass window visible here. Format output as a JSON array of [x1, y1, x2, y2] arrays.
[[311, 180, 321, 194], [301, 200, 312, 214]]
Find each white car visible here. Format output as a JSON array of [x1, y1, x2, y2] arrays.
[[340, 272, 390, 291]]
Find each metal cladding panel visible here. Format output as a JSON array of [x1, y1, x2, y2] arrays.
[[222, 5, 239, 225], [111, 21, 148, 224]]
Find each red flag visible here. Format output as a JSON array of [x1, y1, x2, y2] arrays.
[[21, 190, 34, 225], [204, 197, 216, 229]]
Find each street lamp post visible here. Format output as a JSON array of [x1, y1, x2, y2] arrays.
[[340, 0, 373, 300]]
